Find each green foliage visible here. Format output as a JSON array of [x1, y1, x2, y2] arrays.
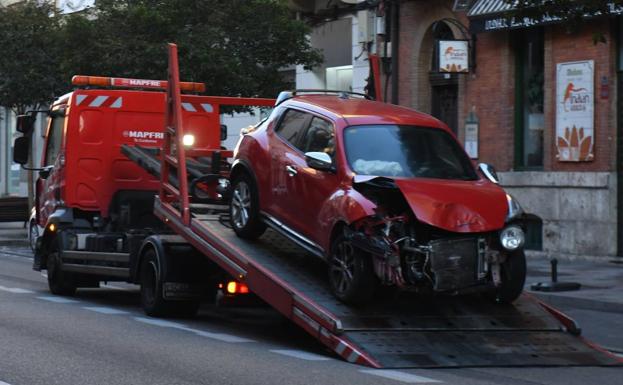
[[0, 0, 322, 114], [0, 1, 63, 113], [60, 0, 322, 97], [503, 0, 623, 36]]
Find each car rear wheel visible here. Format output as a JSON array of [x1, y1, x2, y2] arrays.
[[230, 173, 265, 239], [488, 249, 526, 304], [328, 234, 377, 305]]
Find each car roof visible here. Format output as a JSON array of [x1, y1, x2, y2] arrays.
[[286, 94, 448, 131]]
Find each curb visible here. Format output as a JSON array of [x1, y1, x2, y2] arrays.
[[530, 291, 623, 314], [0, 239, 29, 248]]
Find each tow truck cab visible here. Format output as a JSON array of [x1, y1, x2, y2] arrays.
[[14, 76, 220, 273]]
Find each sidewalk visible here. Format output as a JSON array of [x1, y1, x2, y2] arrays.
[[0, 221, 29, 248], [526, 255, 623, 314]]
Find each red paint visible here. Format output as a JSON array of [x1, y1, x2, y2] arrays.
[[236, 92, 509, 255]]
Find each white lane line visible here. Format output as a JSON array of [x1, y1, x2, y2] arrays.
[[41, 272, 48, 278], [83, 306, 129, 315], [37, 296, 79, 304], [0, 285, 34, 294], [359, 369, 442, 384], [134, 317, 255, 343], [270, 349, 331, 361], [0, 380, 12, 385]]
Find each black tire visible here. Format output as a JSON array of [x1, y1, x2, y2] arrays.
[[489, 249, 527, 304], [229, 172, 266, 239], [47, 252, 77, 296], [328, 234, 377, 305], [29, 220, 39, 252], [140, 249, 200, 318]]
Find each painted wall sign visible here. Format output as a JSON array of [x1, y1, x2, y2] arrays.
[[556, 60, 594, 162], [438, 40, 469, 73]]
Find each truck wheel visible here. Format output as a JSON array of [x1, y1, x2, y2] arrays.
[[328, 234, 377, 305], [47, 252, 77, 296], [140, 249, 199, 318], [230, 173, 265, 239], [489, 250, 526, 304]]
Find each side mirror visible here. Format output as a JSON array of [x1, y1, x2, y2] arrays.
[[39, 167, 52, 179], [220, 124, 227, 141], [16, 114, 35, 135], [478, 163, 499, 184], [305, 152, 333, 172], [13, 136, 30, 165]]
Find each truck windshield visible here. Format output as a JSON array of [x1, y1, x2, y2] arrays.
[[343, 124, 478, 180]]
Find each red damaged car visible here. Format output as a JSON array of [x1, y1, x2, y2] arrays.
[[229, 91, 526, 304]]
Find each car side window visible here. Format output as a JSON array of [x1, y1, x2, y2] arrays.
[[274, 109, 310, 149], [44, 116, 65, 166], [301, 117, 335, 157]]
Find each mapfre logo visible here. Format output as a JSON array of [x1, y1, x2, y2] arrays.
[[123, 130, 164, 140]]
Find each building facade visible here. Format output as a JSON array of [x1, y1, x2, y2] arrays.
[[394, 0, 621, 259]]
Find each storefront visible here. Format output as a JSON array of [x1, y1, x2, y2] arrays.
[[396, 0, 620, 259]]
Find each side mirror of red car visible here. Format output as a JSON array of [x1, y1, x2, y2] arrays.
[[305, 152, 334, 172], [478, 163, 499, 184]]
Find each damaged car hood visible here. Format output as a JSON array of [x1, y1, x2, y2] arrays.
[[353, 175, 507, 233]]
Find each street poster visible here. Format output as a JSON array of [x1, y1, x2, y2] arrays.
[[464, 122, 478, 159], [438, 40, 469, 73], [556, 60, 594, 162]]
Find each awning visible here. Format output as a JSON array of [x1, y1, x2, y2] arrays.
[[468, 0, 623, 33]]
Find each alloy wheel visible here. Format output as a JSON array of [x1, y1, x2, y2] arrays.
[[329, 240, 356, 295], [231, 181, 251, 229]]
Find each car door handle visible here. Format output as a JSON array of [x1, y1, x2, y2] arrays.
[[285, 165, 297, 176]]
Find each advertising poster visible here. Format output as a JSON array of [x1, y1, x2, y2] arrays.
[[438, 40, 469, 73], [556, 60, 594, 162]]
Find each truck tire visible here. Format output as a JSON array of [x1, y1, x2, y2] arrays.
[[140, 248, 200, 318], [47, 252, 77, 296], [488, 249, 526, 304], [328, 234, 377, 305], [229, 173, 266, 239]]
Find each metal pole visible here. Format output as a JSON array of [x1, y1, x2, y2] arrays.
[[390, 1, 399, 104]]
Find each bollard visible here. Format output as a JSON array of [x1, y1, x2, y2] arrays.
[[531, 258, 581, 292]]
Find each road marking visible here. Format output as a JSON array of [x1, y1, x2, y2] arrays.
[[0, 285, 34, 294], [0, 380, 12, 385], [42, 272, 48, 278], [270, 349, 331, 361], [83, 306, 129, 315], [359, 369, 442, 384], [134, 317, 255, 343], [37, 296, 79, 304]]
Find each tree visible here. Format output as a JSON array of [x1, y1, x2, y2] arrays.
[[60, 0, 322, 98], [0, 1, 63, 114], [503, 0, 623, 41]]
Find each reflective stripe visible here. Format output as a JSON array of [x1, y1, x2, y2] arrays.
[[75, 95, 88, 106], [110, 97, 123, 108], [201, 103, 214, 113], [89, 96, 109, 107], [347, 350, 359, 363], [335, 341, 347, 355], [181, 102, 197, 112]]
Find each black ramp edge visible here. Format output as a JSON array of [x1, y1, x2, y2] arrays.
[[196, 215, 622, 368]]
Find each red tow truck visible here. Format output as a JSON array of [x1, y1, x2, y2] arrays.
[[12, 44, 622, 368]]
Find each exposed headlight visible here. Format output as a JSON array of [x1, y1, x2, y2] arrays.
[[506, 193, 523, 221], [183, 134, 195, 146], [499, 225, 525, 251]]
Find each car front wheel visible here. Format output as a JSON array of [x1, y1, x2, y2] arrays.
[[328, 234, 377, 305], [489, 249, 526, 304], [229, 173, 266, 239]]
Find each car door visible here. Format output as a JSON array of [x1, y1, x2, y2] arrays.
[[267, 108, 311, 223], [290, 116, 340, 247]]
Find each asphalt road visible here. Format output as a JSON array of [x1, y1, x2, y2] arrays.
[[0, 249, 621, 385]]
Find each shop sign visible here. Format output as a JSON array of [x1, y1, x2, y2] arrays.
[[438, 40, 469, 73], [556, 60, 594, 162]]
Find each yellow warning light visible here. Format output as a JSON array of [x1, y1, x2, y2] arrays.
[[226, 281, 238, 294], [225, 281, 249, 295], [48, 223, 56, 232]]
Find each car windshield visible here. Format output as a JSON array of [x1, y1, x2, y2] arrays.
[[343, 125, 478, 180]]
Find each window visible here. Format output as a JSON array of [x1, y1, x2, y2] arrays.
[[301, 117, 335, 156], [44, 116, 65, 166], [274, 109, 310, 149], [343, 125, 477, 180], [515, 28, 544, 168]]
